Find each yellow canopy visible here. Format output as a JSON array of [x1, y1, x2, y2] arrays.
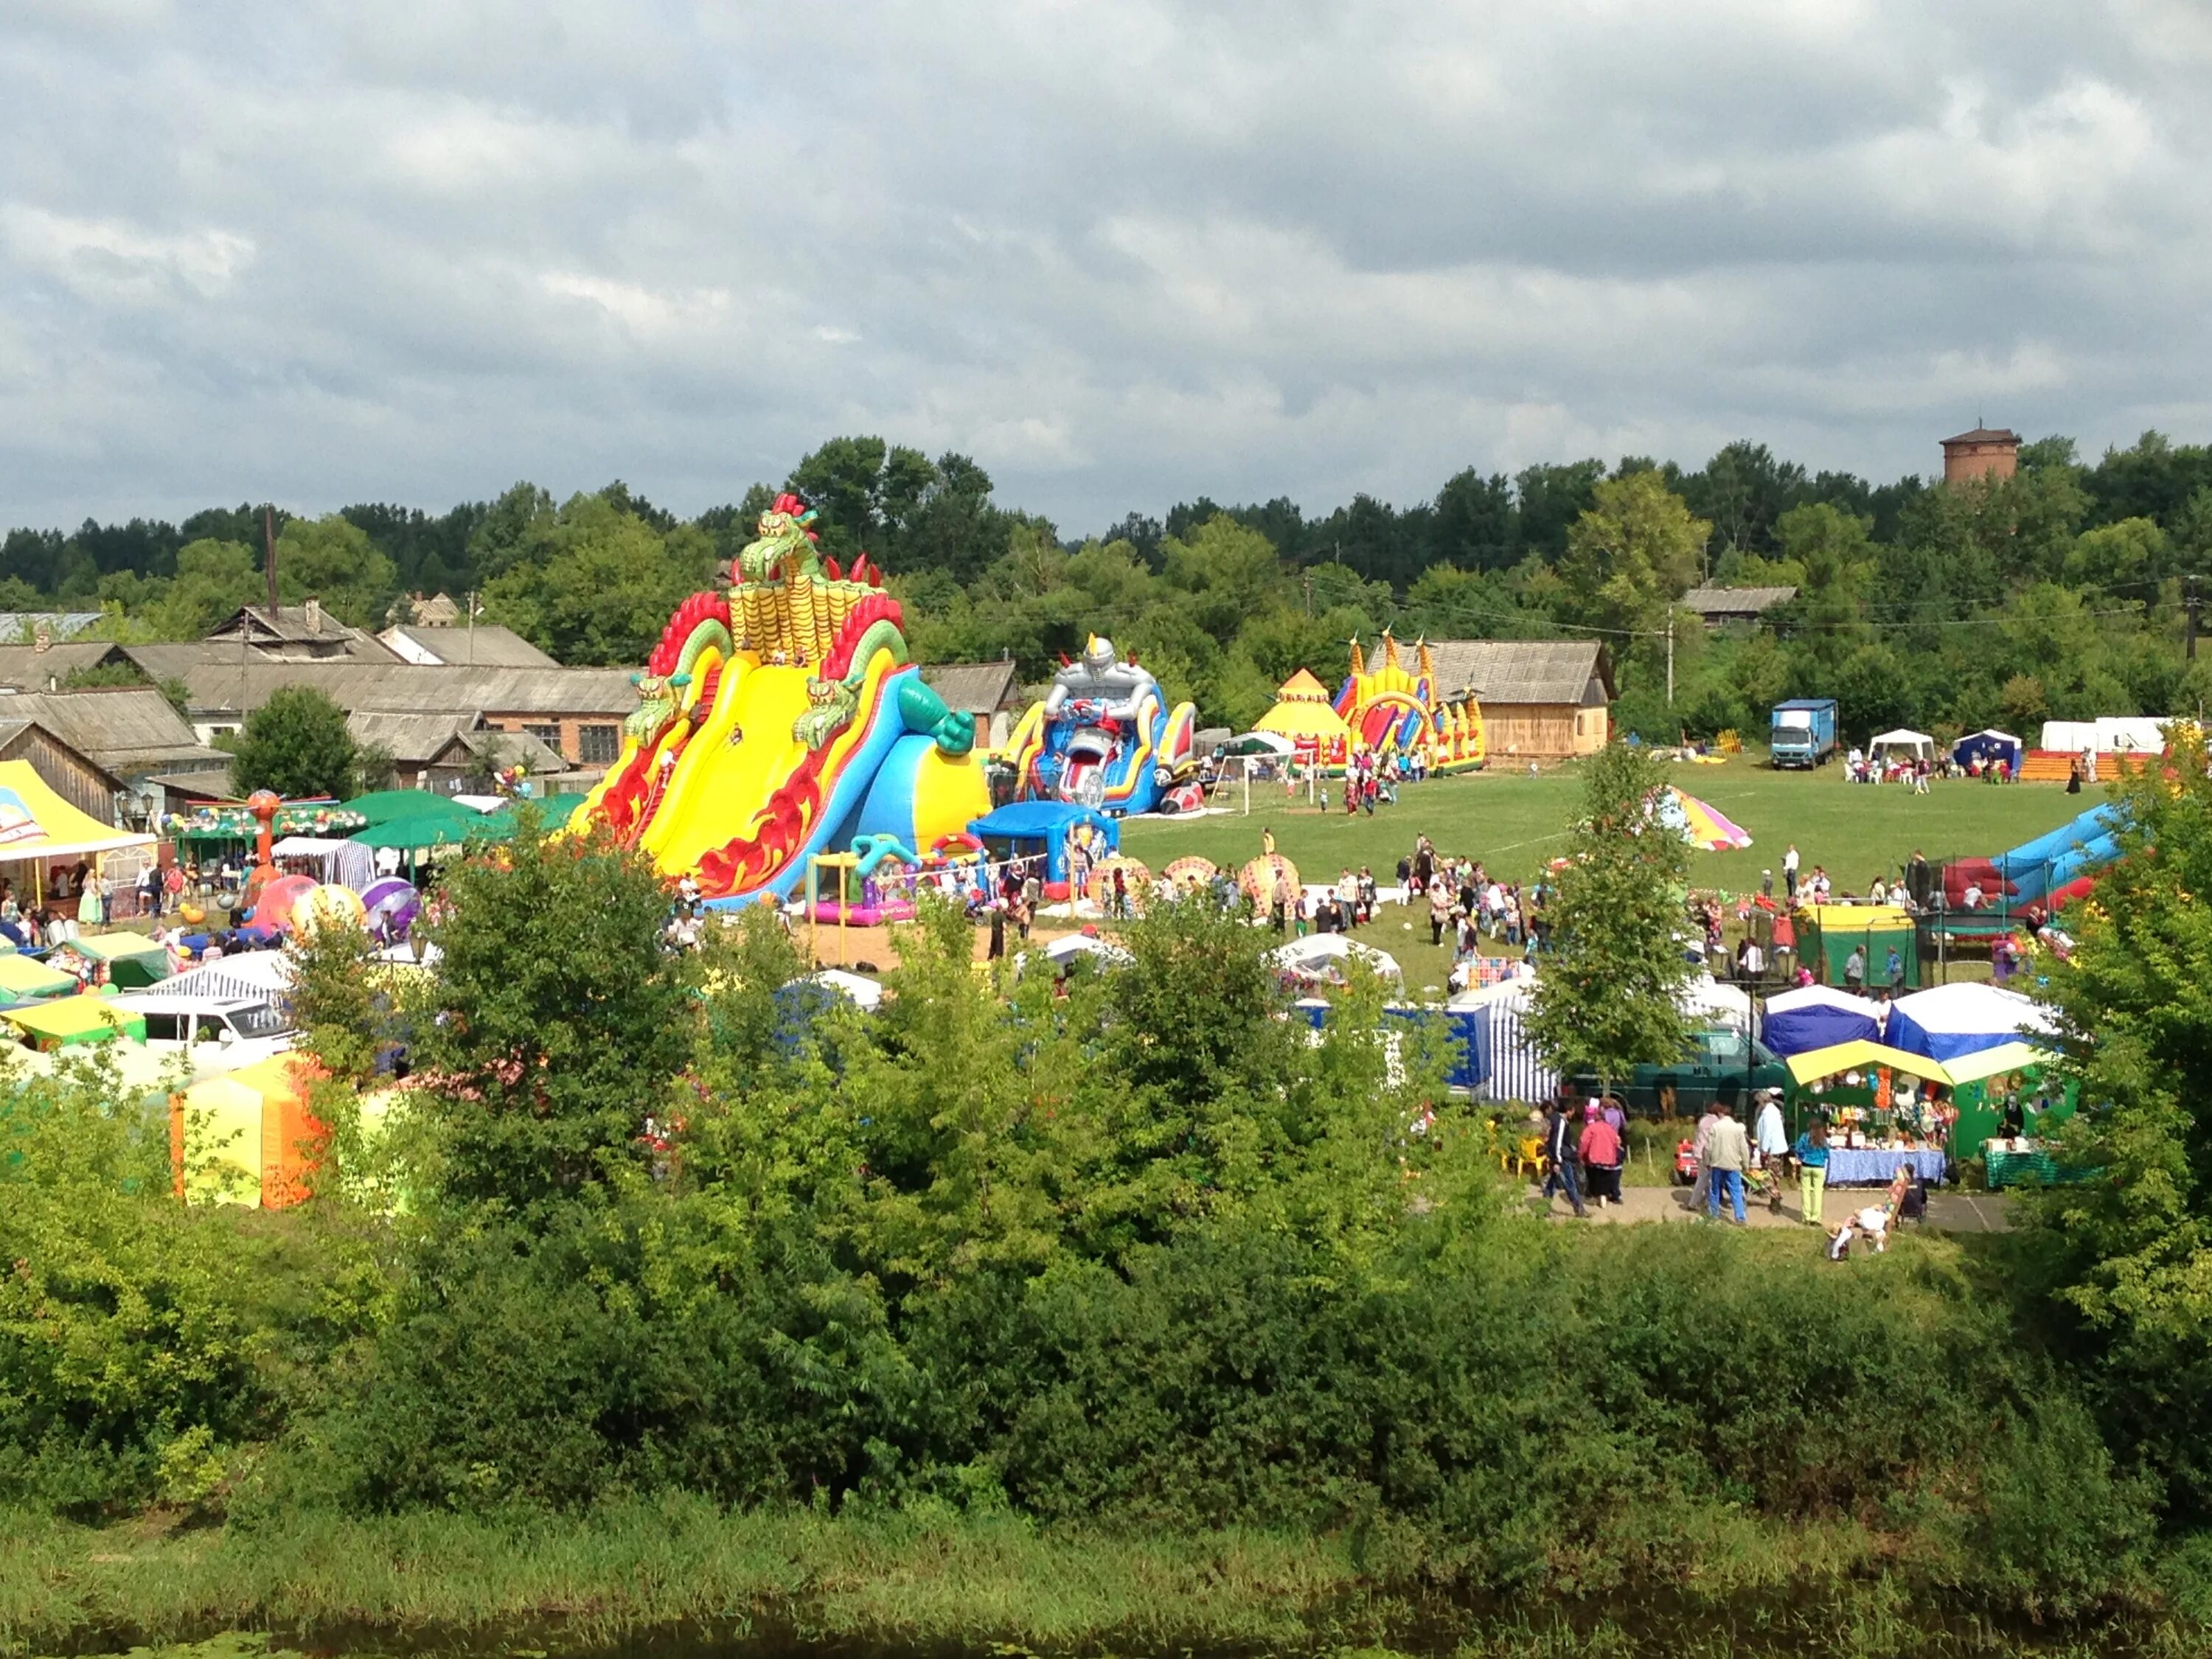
[[1801, 903, 1914, 930], [0, 994, 146, 1048], [1255, 671, 1352, 743], [0, 954, 74, 1000], [1938, 1041, 2058, 1088], [1785, 1038, 1953, 1088], [0, 760, 157, 861]]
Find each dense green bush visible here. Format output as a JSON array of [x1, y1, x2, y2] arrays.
[[0, 836, 2174, 1616]]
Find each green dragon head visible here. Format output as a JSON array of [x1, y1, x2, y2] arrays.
[[739, 491, 824, 584]]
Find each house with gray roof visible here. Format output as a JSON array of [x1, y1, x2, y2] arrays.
[[1424, 640, 1615, 759]]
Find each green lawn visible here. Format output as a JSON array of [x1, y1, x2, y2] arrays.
[[1124, 757, 2090, 895], [1120, 759, 2092, 998]]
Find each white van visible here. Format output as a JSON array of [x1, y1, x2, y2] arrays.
[[108, 992, 296, 1079]]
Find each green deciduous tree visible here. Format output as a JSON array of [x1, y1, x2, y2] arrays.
[[1557, 470, 1710, 641], [2021, 723, 2212, 1520], [274, 515, 399, 627], [403, 824, 698, 1215], [229, 686, 361, 799], [1525, 742, 1695, 1092]]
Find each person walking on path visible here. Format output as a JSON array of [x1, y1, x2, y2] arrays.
[[1753, 1088, 1789, 1213], [1578, 1102, 1623, 1208], [1688, 1099, 1724, 1214], [1793, 1121, 1831, 1225], [1541, 1097, 1588, 1218], [1844, 944, 1866, 992], [1703, 1101, 1750, 1224]]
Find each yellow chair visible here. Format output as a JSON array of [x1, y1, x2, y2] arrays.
[[1507, 1135, 1543, 1181]]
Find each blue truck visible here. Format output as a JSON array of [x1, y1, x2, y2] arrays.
[[1770, 698, 1840, 768]]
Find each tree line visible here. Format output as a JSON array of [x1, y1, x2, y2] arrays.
[[7, 431, 2212, 743]]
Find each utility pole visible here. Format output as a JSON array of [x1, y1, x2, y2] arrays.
[[263, 505, 279, 614], [467, 589, 479, 665], [2188, 576, 2200, 661], [1666, 613, 1675, 706]]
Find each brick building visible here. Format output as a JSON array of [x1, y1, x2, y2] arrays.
[[1941, 427, 2020, 484]]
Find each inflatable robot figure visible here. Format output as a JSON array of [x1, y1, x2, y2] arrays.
[[1014, 635, 1198, 815]]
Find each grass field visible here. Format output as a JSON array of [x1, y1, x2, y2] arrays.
[[1124, 757, 2090, 894], [1118, 758, 2093, 996]]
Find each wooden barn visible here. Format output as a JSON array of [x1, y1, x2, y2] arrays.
[[1426, 641, 1614, 759]]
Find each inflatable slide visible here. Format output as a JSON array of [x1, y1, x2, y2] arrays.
[[569, 496, 989, 905], [1003, 636, 1197, 815], [1945, 803, 2124, 911]]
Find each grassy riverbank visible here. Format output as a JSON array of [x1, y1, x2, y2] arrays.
[[1, 1501, 2200, 1659]]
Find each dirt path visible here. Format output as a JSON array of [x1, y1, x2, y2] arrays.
[[1528, 1180, 2012, 1234]]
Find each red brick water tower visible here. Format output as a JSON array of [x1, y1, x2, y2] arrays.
[[1940, 425, 2020, 484]]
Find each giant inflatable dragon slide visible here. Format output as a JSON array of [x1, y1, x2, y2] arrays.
[[568, 495, 987, 904]]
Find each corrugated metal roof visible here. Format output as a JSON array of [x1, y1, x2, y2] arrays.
[[348, 711, 477, 761], [123, 654, 639, 718], [1680, 584, 1798, 616], [1425, 640, 1615, 706], [0, 642, 131, 689], [0, 687, 228, 773], [434, 727, 570, 773], [0, 613, 103, 641], [919, 661, 1021, 714], [380, 625, 558, 668]]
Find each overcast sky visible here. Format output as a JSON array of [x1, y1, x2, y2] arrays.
[[4, 1, 2209, 538]]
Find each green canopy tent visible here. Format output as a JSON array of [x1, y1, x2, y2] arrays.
[[338, 790, 465, 827], [1, 995, 147, 1051], [66, 932, 173, 989], [0, 954, 77, 1004], [349, 801, 515, 880]]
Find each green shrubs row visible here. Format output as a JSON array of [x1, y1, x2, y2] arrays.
[[0, 826, 2177, 1627]]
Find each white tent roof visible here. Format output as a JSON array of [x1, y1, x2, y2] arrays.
[[1868, 728, 1935, 754], [1268, 933, 1402, 981], [1042, 933, 1133, 967], [1958, 728, 2022, 746], [1886, 981, 2056, 1037], [1683, 975, 1752, 1031], [805, 968, 885, 1009], [1766, 984, 1883, 1020]]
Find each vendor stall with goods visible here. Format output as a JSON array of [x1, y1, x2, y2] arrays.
[[1785, 1039, 1955, 1186]]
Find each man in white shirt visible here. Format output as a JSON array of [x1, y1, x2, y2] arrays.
[[1783, 844, 1800, 900]]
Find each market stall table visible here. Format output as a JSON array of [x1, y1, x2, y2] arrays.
[[1823, 1147, 1948, 1186]]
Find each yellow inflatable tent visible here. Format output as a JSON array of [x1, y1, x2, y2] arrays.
[[1253, 669, 1352, 762]]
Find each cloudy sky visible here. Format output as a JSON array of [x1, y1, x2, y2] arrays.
[[4, 0, 2209, 537]]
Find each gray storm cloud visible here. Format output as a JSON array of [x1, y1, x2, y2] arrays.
[[3, 0, 2208, 534]]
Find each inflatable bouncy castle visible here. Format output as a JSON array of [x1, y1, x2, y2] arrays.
[[1253, 636, 1486, 775], [568, 495, 990, 904], [1335, 633, 1486, 773], [1003, 636, 1197, 815]]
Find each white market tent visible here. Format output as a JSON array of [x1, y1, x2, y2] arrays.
[[1268, 933, 1403, 985], [805, 968, 886, 1010], [1868, 728, 1935, 762], [1041, 933, 1133, 969], [1762, 984, 1884, 1057], [2039, 717, 2172, 756], [1885, 982, 2059, 1064], [270, 835, 378, 890]]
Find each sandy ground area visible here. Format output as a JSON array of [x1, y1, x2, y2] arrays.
[[1526, 1178, 2013, 1234]]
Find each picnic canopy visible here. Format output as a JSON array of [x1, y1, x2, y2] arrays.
[[349, 798, 515, 852], [337, 790, 455, 827], [1868, 729, 1935, 762], [1267, 933, 1402, 986], [0, 953, 76, 1003], [1952, 729, 2023, 772], [0, 995, 147, 1050], [1784, 1038, 1952, 1088], [1763, 984, 1884, 1057], [0, 760, 154, 863], [1886, 982, 2059, 1063], [67, 931, 170, 988]]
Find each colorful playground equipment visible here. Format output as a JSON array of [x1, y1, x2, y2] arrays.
[[1946, 803, 2124, 911], [1003, 636, 1198, 815], [568, 494, 991, 903], [1335, 633, 1486, 773], [1253, 669, 1354, 765], [1251, 636, 1486, 774]]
